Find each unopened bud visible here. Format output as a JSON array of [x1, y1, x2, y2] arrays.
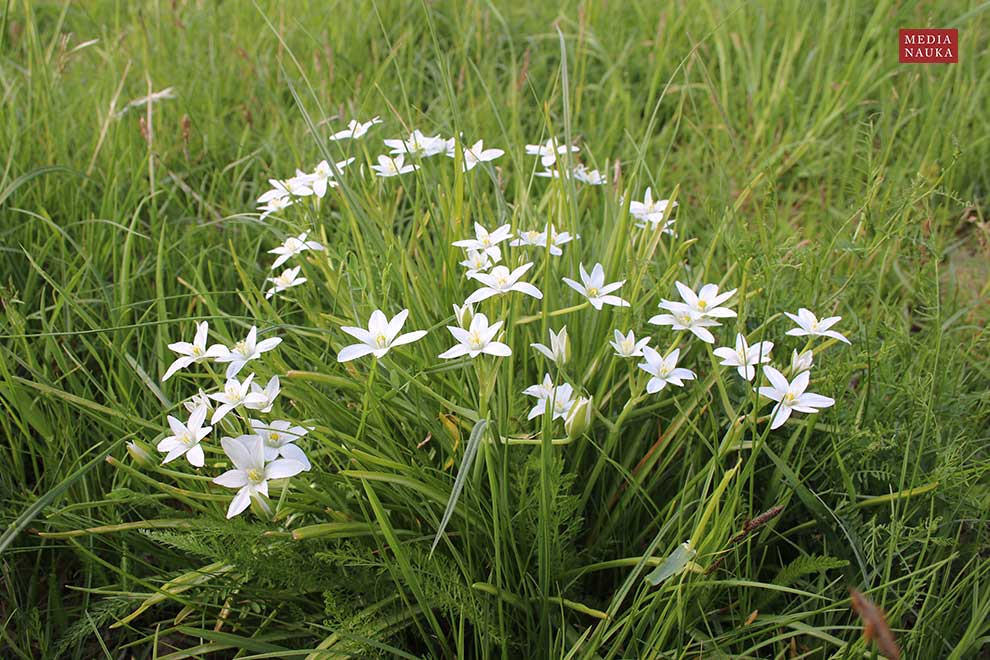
[[790, 349, 813, 374], [565, 396, 593, 439], [126, 441, 154, 467], [453, 303, 474, 328]]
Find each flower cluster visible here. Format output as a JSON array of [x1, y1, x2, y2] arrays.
[[157, 322, 311, 518], [156, 116, 851, 519]]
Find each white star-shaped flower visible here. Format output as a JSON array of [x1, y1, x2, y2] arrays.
[[638, 347, 696, 393], [758, 366, 835, 429], [438, 313, 511, 359], [329, 116, 382, 141], [212, 434, 305, 518], [269, 232, 325, 270], [265, 266, 307, 299], [337, 309, 427, 362], [452, 222, 513, 261], [648, 307, 721, 344], [250, 418, 312, 471], [464, 263, 542, 304], [531, 326, 570, 365], [384, 129, 447, 158], [562, 263, 630, 310], [525, 138, 579, 167], [713, 333, 774, 381], [458, 140, 504, 171], [162, 321, 225, 381], [244, 375, 280, 413], [784, 308, 850, 344], [610, 329, 651, 358], [371, 154, 418, 177], [629, 187, 677, 230], [157, 404, 212, 467], [214, 326, 282, 379], [208, 374, 267, 424]]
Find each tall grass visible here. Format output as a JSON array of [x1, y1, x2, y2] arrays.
[[1, 0, 988, 657]]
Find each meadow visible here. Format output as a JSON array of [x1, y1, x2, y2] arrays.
[[1, 1, 989, 657]]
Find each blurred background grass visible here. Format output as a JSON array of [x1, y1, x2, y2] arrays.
[[1, 0, 988, 657]]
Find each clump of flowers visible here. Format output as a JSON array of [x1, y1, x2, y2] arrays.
[[147, 114, 851, 522]]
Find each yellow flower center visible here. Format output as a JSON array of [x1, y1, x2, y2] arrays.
[[784, 392, 796, 403], [270, 432, 280, 442], [233, 341, 248, 355], [191, 345, 203, 356], [468, 331, 484, 349], [375, 334, 388, 348], [587, 287, 599, 298], [180, 432, 194, 446], [247, 468, 264, 483], [697, 300, 708, 310]]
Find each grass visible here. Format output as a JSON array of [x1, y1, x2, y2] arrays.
[[1, 0, 989, 657]]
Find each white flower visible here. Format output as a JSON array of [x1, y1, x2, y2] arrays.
[[638, 347, 696, 393], [531, 326, 570, 365], [157, 404, 212, 467], [659, 281, 737, 319], [509, 224, 575, 256], [648, 307, 721, 344], [306, 158, 355, 197], [265, 266, 307, 299], [459, 249, 496, 276], [527, 382, 575, 421], [257, 195, 295, 221], [244, 375, 280, 413], [713, 333, 774, 381], [213, 435, 305, 518], [573, 164, 606, 185], [525, 138, 579, 167], [523, 373, 555, 400], [459, 140, 504, 171], [337, 309, 427, 362], [250, 418, 311, 470], [791, 349, 814, 374], [371, 153, 418, 177], [214, 326, 282, 379], [183, 389, 213, 414], [535, 168, 566, 179], [629, 187, 677, 230], [452, 222, 513, 261], [384, 129, 447, 158], [784, 308, 850, 344], [438, 312, 511, 359], [562, 263, 630, 310], [208, 374, 266, 424], [758, 366, 835, 429], [269, 231, 325, 270], [610, 329, 650, 358], [453, 303, 474, 328], [329, 116, 382, 141], [162, 321, 225, 381], [464, 263, 542, 304], [256, 177, 313, 204]]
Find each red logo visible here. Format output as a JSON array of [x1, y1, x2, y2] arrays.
[[899, 29, 958, 63]]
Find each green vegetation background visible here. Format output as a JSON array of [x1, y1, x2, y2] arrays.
[[1, 0, 987, 657]]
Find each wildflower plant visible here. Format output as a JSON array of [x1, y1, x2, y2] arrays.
[[8, 5, 988, 659]]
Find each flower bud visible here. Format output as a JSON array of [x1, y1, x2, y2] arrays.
[[565, 396, 593, 439], [126, 441, 154, 468], [790, 349, 813, 374], [453, 303, 474, 329]]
